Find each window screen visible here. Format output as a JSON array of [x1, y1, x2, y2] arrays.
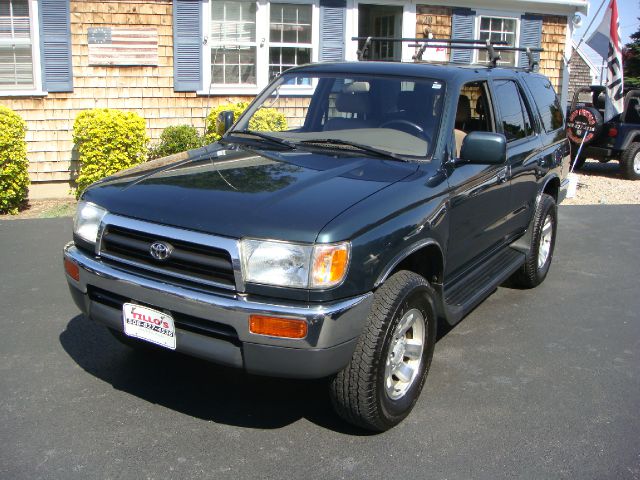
[[0, 0, 33, 90]]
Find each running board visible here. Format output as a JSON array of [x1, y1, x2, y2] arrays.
[[443, 248, 525, 325]]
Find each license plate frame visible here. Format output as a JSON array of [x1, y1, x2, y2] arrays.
[[122, 303, 176, 350]]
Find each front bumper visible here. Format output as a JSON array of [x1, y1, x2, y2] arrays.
[[63, 243, 373, 379]]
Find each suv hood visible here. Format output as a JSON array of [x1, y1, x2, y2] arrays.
[[83, 145, 419, 243]]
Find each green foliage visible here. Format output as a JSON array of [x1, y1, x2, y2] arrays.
[[205, 101, 287, 142], [73, 109, 149, 197], [624, 20, 640, 89], [149, 124, 207, 160], [0, 105, 29, 214]]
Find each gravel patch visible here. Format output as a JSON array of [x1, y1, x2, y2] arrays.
[[563, 160, 639, 205]]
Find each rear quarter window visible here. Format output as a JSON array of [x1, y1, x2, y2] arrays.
[[523, 76, 564, 132]]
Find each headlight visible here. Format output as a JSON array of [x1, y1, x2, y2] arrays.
[[74, 201, 107, 244], [240, 239, 350, 289]]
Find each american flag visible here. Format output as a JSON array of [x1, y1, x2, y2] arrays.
[[88, 27, 158, 66], [587, 0, 624, 121]]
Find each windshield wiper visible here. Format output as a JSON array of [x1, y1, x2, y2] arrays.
[[298, 139, 406, 161], [222, 130, 295, 149]]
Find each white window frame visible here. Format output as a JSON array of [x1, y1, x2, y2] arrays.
[[345, 0, 416, 62], [473, 10, 520, 68], [0, 0, 45, 97], [201, 0, 319, 96]]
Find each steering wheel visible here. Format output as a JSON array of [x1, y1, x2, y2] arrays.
[[379, 119, 429, 142]]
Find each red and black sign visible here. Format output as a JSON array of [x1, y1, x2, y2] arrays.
[[566, 107, 603, 144]]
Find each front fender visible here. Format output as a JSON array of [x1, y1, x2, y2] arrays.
[[310, 166, 450, 302]]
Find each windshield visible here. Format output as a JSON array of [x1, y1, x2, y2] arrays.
[[229, 73, 445, 158]]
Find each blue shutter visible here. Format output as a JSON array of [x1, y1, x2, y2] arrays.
[[173, 0, 203, 92], [39, 0, 73, 92], [319, 0, 346, 62], [451, 8, 475, 64], [518, 14, 543, 69]]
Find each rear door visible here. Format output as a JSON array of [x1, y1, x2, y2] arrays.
[[489, 77, 542, 235]]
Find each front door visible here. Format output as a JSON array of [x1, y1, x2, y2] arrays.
[[358, 4, 403, 61], [445, 81, 513, 277]]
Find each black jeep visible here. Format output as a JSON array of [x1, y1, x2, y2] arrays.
[[63, 48, 570, 431], [566, 85, 640, 179]]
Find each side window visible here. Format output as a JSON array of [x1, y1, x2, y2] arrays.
[[492, 80, 534, 142], [524, 76, 564, 132], [453, 81, 493, 156]]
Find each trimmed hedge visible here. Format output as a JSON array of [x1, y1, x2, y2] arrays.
[[73, 109, 148, 197], [205, 101, 287, 143], [149, 124, 206, 160], [0, 106, 29, 214]]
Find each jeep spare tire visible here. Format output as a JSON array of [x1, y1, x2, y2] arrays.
[[566, 107, 603, 145]]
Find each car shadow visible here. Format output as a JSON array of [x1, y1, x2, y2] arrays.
[[59, 314, 376, 435], [578, 160, 624, 179]]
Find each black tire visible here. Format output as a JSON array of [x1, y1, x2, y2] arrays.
[[566, 107, 603, 146], [620, 142, 640, 180], [511, 193, 557, 288], [329, 270, 437, 432]]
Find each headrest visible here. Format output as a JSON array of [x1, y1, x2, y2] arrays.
[[342, 81, 370, 93], [594, 92, 606, 109], [335, 92, 371, 115], [456, 95, 471, 124]]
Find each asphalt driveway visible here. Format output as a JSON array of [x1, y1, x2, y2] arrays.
[[1, 205, 639, 479]]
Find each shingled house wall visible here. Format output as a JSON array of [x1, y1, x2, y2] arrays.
[[568, 47, 598, 101], [414, 8, 567, 95], [3, 0, 256, 198]]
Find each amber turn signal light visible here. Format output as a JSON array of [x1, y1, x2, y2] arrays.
[[64, 257, 80, 281], [249, 315, 308, 339]]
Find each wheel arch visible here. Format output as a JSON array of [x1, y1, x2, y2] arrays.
[[541, 174, 560, 203], [620, 130, 640, 150], [374, 239, 445, 288]]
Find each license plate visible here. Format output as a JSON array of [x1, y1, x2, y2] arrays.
[[122, 303, 176, 350]]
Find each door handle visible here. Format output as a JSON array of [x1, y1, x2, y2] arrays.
[[497, 166, 509, 184]]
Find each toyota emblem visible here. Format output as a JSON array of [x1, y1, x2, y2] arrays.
[[149, 241, 173, 261]]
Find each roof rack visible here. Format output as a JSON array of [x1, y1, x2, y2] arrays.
[[351, 37, 543, 71]]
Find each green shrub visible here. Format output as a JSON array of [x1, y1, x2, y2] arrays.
[[73, 109, 148, 197], [205, 101, 287, 143], [0, 105, 29, 214], [149, 125, 206, 160]]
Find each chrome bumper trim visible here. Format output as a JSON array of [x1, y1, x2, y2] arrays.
[[64, 243, 373, 350]]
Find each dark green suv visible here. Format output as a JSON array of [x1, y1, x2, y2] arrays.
[[63, 60, 569, 431]]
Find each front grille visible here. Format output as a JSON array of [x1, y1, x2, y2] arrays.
[[88, 286, 239, 341], [99, 225, 236, 291]]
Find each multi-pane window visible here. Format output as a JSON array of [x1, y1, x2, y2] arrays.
[[268, 3, 312, 83], [478, 16, 517, 66], [0, 0, 33, 90], [207, 1, 316, 89], [211, 1, 258, 85]]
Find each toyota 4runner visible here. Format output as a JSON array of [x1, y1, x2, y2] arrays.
[[63, 55, 570, 431]]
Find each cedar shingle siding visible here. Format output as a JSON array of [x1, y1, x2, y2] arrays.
[[4, 0, 255, 193], [2, 1, 573, 196], [568, 48, 596, 102]]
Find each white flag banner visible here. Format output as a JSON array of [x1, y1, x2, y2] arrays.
[[587, 0, 624, 121]]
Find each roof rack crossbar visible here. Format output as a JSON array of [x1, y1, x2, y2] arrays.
[[351, 37, 543, 71]]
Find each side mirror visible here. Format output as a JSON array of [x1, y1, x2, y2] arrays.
[[217, 111, 235, 137], [460, 131, 507, 165]]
